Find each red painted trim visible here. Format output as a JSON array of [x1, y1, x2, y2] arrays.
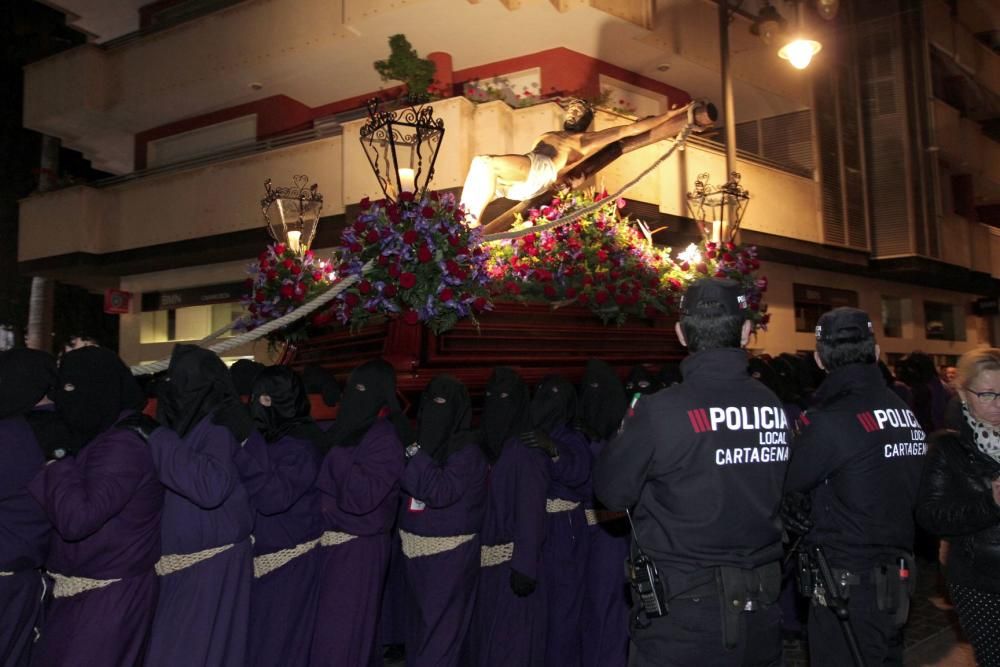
[[133, 49, 691, 169]]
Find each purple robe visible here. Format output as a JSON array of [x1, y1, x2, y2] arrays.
[[0, 417, 50, 667], [146, 415, 254, 667], [27, 417, 163, 667], [541, 424, 593, 667], [379, 516, 408, 647], [469, 438, 550, 667], [236, 432, 323, 667], [580, 438, 629, 667], [310, 418, 403, 667], [399, 444, 487, 667]]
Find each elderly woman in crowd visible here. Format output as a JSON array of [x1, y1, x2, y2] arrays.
[[917, 348, 1000, 667], [28, 347, 163, 667]]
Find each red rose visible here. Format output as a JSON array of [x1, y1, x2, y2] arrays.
[[290, 265, 302, 275], [422, 206, 435, 218], [543, 285, 557, 298], [254, 291, 266, 303], [258, 250, 269, 262], [353, 221, 367, 234], [383, 284, 398, 297], [597, 250, 608, 263], [565, 287, 577, 299], [448, 235, 460, 247], [522, 233, 536, 245], [360, 196, 371, 211], [722, 253, 734, 263], [577, 293, 589, 304], [388, 207, 401, 224], [311, 311, 333, 327], [358, 280, 372, 295], [582, 275, 593, 286], [473, 297, 487, 312], [680, 261, 690, 272], [400, 191, 415, 203], [279, 284, 294, 299], [668, 278, 683, 291], [349, 243, 363, 253], [274, 243, 287, 255], [377, 254, 388, 266], [439, 288, 454, 302], [725, 242, 736, 251], [615, 293, 629, 306], [706, 250, 717, 260], [266, 270, 278, 281], [430, 191, 440, 201], [366, 230, 379, 244], [595, 290, 609, 305], [417, 245, 433, 263], [445, 260, 461, 277], [399, 272, 417, 289], [403, 230, 419, 244], [312, 271, 324, 282], [504, 282, 520, 295], [388, 264, 401, 278], [403, 309, 419, 325]]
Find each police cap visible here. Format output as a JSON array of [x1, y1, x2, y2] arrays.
[[679, 278, 747, 317], [815, 307, 874, 343]]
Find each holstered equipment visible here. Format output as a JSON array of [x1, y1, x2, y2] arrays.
[[715, 562, 781, 650]]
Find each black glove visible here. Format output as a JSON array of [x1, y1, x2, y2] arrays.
[[520, 429, 559, 459], [510, 568, 537, 597], [211, 402, 256, 444], [779, 492, 814, 539], [116, 412, 161, 443]]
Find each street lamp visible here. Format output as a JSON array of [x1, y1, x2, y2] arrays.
[[751, 1, 824, 70], [359, 97, 445, 204], [261, 175, 324, 253], [686, 172, 750, 243]]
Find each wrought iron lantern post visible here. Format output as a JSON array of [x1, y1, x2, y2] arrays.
[[685, 172, 750, 244], [359, 97, 445, 204], [261, 175, 324, 253]]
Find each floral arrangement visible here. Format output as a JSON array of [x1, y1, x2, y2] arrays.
[[237, 243, 336, 339], [318, 191, 492, 334], [485, 188, 769, 329], [462, 76, 548, 108]]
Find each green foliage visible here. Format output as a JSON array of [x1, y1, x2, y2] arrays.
[[373, 34, 436, 97]]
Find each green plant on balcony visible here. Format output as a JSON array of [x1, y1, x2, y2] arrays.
[[373, 34, 436, 99]]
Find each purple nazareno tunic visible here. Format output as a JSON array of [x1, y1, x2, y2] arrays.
[[580, 438, 630, 667], [399, 443, 488, 667], [27, 416, 163, 667], [310, 418, 404, 667], [469, 437, 550, 667], [145, 415, 254, 667], [541, 424, 593, 667], [236, 431, 323, 667], [0, 417, 50, 667]]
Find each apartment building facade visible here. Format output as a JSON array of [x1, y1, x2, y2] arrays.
[[18, 0, 1000, 367]]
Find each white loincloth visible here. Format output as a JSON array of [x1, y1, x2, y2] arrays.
[[497, 151, 557, 201]]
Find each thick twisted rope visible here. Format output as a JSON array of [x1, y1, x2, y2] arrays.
[[130, 260, 374, 375], [481, 109, 699, 243]]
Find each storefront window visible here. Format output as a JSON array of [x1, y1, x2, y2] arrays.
[[793, 283, 859, 333], [923, 301, 965, 341]]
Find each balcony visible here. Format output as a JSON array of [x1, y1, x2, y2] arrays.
[[19, 96, 819, 281]]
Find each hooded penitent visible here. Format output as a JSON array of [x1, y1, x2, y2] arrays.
[[162, 344, 240, 437], [250, 366, 324, 445], [480, 367, 531, 463], [326, 359, 400, 449], [230, 359, 265, 397], [579, 359, 626, 441], [624, 364, 661, 396], [55, 346, 146, 445], [529, 374, 577, 434], [302, 365, 342, 408], [416, 374, 473, 463], [0, 348, 57, 419]]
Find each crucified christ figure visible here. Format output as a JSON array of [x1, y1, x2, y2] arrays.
[[459, 98, 716, 229]]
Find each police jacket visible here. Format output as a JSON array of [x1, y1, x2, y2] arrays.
[[593, 347, 790, 579], [784, 363, 926, 570], [917, 426, 1000, 594]]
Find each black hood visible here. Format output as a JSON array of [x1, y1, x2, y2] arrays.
[[579, 359, 626, 440], [326, 359, 400, 449], [302, 365, 342, 407], [55, 346, 145, 445], [417, 374, 472, 463], [530, 374, 577, 434], [0, 348, 57, 419], [625, 364, 662, 396], [230, 359, 265, 396], [480, 367, 531, 463], [162, 344, 239, 437], [251, 366, 322, 445]]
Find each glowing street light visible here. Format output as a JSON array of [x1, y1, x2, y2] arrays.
[[778, 38, 823, 70]]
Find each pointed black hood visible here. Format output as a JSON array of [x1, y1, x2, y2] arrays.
[[326, 359, 400, 449], [251, 366, 322, 445], [55, 346, 145, 445], [579, 359, 626, 440], [530, 374, 577, 434], [480, 367, 531, 463], [162, 344, 239, 437], [417, 374, 473, 463]]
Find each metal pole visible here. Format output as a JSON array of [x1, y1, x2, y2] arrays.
[[718, 0, 738, 241]]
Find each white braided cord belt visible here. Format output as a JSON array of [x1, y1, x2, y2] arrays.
[[546, 498, 580, 513], [0, 571, 12, 576], [585, 509, 627, 526], [399, 530, 475, 559], [155, 543, 234, 577], [253, 537, 321, 579], [480, 542, 514, 568], [319, 530, 359, 547], [50, 572, 121, 598]]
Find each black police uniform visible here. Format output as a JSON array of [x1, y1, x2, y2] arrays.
[[594, 345, 791, 667], [784, 312, 927, 667]]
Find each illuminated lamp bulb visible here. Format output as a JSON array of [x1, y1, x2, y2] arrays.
[[678, 243, 702, 266], [286, 230, 302, 253], [778, 38, 822, 70]]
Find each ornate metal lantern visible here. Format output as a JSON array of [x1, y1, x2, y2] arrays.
[[261, 175, 323, 253], [686, 172, 750, 243], [359, 97, 445, 203]]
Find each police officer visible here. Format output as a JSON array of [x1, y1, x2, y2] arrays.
[[783, 307, 926, 667], [594, 278, 790, 667]]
